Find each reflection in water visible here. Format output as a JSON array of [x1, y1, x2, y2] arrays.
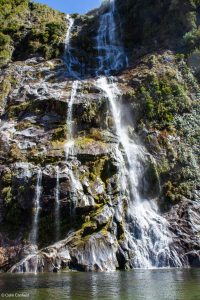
[[0, 269, 200, 300]]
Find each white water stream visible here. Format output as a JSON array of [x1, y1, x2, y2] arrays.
[[64, 16, 83, 218], [64, 80, 78, 159], [96, 0, 128, 75], [54, 166, 60, 241], [64, 80, 82, 217], [96, 0, 184, 268], [64, 15, 81, 78], [29, 169, 42, 246]]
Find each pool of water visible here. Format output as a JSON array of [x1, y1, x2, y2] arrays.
[[0, 269, 200, 300]]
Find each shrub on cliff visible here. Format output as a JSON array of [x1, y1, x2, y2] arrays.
[[116, 0, 200, 55], [0, 0, 67, 67]]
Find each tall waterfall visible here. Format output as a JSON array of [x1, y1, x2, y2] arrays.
[[64, 80, 82, 217], [29, 169, 42, 246], [64, 15, 82, 218], [65, 80, 78, 159], [96, 0, 183, 268]]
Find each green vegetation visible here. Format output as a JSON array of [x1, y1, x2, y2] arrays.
[[125, 51, 199, 210], [0, 0, 67, 66], [142, 76, 190, 128], [116, 0, 200, 61], [52, 126, 67, 141], [129, 72, 191, 130]]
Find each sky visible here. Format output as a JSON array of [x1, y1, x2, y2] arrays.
[[33, 0, 102, 14]]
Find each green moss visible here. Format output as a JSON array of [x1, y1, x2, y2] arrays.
[[2, 187, 12, 204], [82, 221, 97, 237], [2, 171, 12, 186], [0, 49, 12, 66], [7, 102, 30, 119], [117, 221, 125, 242], [52, 126, 67, 141], [18, 185, 25, 193], [89, 128, 103, 141], [28, 153, 45, 165], [81, 103, 99, 123], [0, 75, 12, 111], [75, 137, 95, 149], [15, 120, 36, 131], [100, 228, 109, 237], [9, 143, 24, 162], [91, 157, 108, 178], [148, 160, 159, 183]]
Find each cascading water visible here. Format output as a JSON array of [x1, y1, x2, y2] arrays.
[[64, 80, 82, 217], [96, 0, 128, 75], [64, 15, 80, 78], [97, 77, 183, 268], [54, 166, 60, 241], [64, 15, 75, 76], [65, 80, 78, 159], [64, 15, 83, 218], [27, 16, 77, 247], [29, 169, 42, 246], [96, 0, 184, 268], [24, 18, 75, 249], [24, 15, 77, 248], [6, 0, 192, 274]]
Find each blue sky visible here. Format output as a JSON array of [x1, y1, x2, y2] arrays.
[[33, 0, 102, 14]]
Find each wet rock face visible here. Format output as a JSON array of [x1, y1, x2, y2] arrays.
[[0, 57, 118, 247], [0, 0, 200, 273], [9, 231, 119, 273], [69, 14, 99, 76], [0, 50, 200, 272]]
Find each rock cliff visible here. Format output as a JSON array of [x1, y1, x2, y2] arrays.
[[0, 0, 199, 272]]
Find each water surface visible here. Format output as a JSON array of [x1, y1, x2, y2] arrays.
[[0, 269, 200, 300]]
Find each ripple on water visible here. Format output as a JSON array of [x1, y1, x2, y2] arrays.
[[0, 269, 200, 300]]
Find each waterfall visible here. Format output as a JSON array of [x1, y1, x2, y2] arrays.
[[64, 80, 82, 217], [65, 80, 78, 159], [64, 15, 80, 161], [54, 166, 60, 241], [64, 15, 81, 78], [96, 0, 184, 268], [64, 10, 84, 219], [96, 0, 128, 75], [97, 77, 184, 268], [64, 15, 74, 54], [29, 169, 42, 246], [64, 15, 75, 76]]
